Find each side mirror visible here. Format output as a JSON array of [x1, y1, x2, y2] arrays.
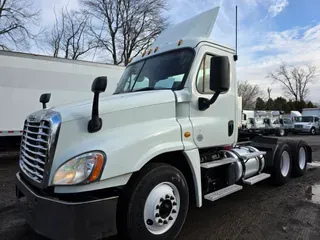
[[88, 77, 107, 133], [198, 56, 230, 111], [209, 56, 230, 92], [39, 93, 51, 109], [91, 76, 107, 93]]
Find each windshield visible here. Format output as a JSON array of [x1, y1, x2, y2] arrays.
[[296, 116, 314, 123], [114, 49, 194, 94]]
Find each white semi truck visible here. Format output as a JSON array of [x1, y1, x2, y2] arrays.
[[0, 51, 124, 149], [15, 7, 312, 240]]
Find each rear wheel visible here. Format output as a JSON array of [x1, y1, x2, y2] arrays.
[[117, 163, 189, 240], [276, 128, 285, 137], [271, 143, 292, 185], [289, 140, 308, 177]]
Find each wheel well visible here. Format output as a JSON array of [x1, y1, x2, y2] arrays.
[[146, 151, 196, 205]]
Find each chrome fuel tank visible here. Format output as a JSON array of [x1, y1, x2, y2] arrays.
[[222, 146, 265, 181]]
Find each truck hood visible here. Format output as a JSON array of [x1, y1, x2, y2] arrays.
[[51, 90, 176, 122], [294, 122, 312, 126]]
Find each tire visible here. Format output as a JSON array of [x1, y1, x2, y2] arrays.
[[117, 163, 189, 240], [310, 127, 316, 135], [293, 131, 298, 135], [271, 143, 292, 186], [288, 140, 308, 177], [276, 128, 285, 137]]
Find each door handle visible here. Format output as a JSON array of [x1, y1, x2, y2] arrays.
[[228, 120, 234, 137]]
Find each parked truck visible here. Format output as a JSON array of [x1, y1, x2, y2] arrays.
[[0, 51, 124, 150], [293, 116, 320, 135], [15, 7, 312, 240]]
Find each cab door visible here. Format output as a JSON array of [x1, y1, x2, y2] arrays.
[[189, 46, 236, 148], [315, 117, 320, 132]]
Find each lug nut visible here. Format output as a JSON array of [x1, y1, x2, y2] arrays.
[[155, 213, 159, 218], [173, 202, 177, 206], [166, 195, 170, 199], [169, 216, 173, 221], [160, 198, 164, 202], [172, 209, 177, 214], [164, 220, 168, 224], [146, 219, 153, 225], [170, 196, 174, 200], [156, 205, 160, 209], [158, 219, 163, 224]]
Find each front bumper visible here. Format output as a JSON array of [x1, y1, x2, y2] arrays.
[[15, 172, 118, 240], [293, 128, 311, 133]]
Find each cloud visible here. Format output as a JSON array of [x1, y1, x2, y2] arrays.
[[268, 0, 289, 18]]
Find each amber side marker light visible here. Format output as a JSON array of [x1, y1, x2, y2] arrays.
[[184, 132, 191, 138], [88, 153, 105, 182], [178, 39, 183, 46]]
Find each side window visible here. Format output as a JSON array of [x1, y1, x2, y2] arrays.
[[196, 54, 214, 94], [132, 77, 149, 90], [316, 117, 319, 122]]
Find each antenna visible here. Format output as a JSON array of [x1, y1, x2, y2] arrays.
[[234, 5, 238, 61]]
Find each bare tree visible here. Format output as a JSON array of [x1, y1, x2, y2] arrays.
[[0, 0, 40, 50], [80, 0, 168, 65], [267, 87, 272, 99], [47, 6, 95, 60], [238, 80, 262, 110], [267, 62, 317, 101]]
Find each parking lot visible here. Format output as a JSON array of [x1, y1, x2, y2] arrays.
[[1, 135, 320, 240]]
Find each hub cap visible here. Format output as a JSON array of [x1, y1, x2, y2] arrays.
[[144, 182, 180, 235], [280, 151, 290, 177], [299, 147, 306, 169]]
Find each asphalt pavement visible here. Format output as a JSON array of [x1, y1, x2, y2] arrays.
[[1, 135, 320, 240]]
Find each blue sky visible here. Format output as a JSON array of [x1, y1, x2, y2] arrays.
[[32, 0, 320, 102]]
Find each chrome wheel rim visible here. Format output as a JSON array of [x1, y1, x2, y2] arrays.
[[144, 182, 180, 235], [299, 147, 306, 169], [280, 151, 290, 177], [311, 128, 315, 134]]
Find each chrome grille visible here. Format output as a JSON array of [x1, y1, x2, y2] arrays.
[[295, 125, 303, 129], [19, 110, 61, 186], [20, 120, 50, 183]]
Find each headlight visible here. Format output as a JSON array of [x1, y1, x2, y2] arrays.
[[53, 152, 105, 185], [304, 125, 310, 128]]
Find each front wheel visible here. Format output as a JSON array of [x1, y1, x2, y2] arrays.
[[117, 163, 189, 240], [310, 127, 316, 135]]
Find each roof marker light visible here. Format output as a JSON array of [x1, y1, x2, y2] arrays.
[[178, 39, 183, 46]]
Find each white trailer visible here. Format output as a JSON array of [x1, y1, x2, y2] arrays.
[[302, 108, 320, 117], [15, 7, 312, 240], [0, 51, 124, 148]]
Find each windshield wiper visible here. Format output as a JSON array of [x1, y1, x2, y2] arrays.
[[132, 87, 169, 92]]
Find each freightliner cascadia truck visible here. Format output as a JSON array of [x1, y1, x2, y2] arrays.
[[15, 7, 312, 240]]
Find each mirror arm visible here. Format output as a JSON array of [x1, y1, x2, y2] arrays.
[[198, 91, 221, 111]]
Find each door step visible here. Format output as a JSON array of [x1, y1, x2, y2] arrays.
[[201, 158, 237, 169], [240, 151, 266, 160], [242, 173, 270, 185], [204, 184, 243, 202]]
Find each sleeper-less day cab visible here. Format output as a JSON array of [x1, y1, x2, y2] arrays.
[[15, 7, 312, 240]]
